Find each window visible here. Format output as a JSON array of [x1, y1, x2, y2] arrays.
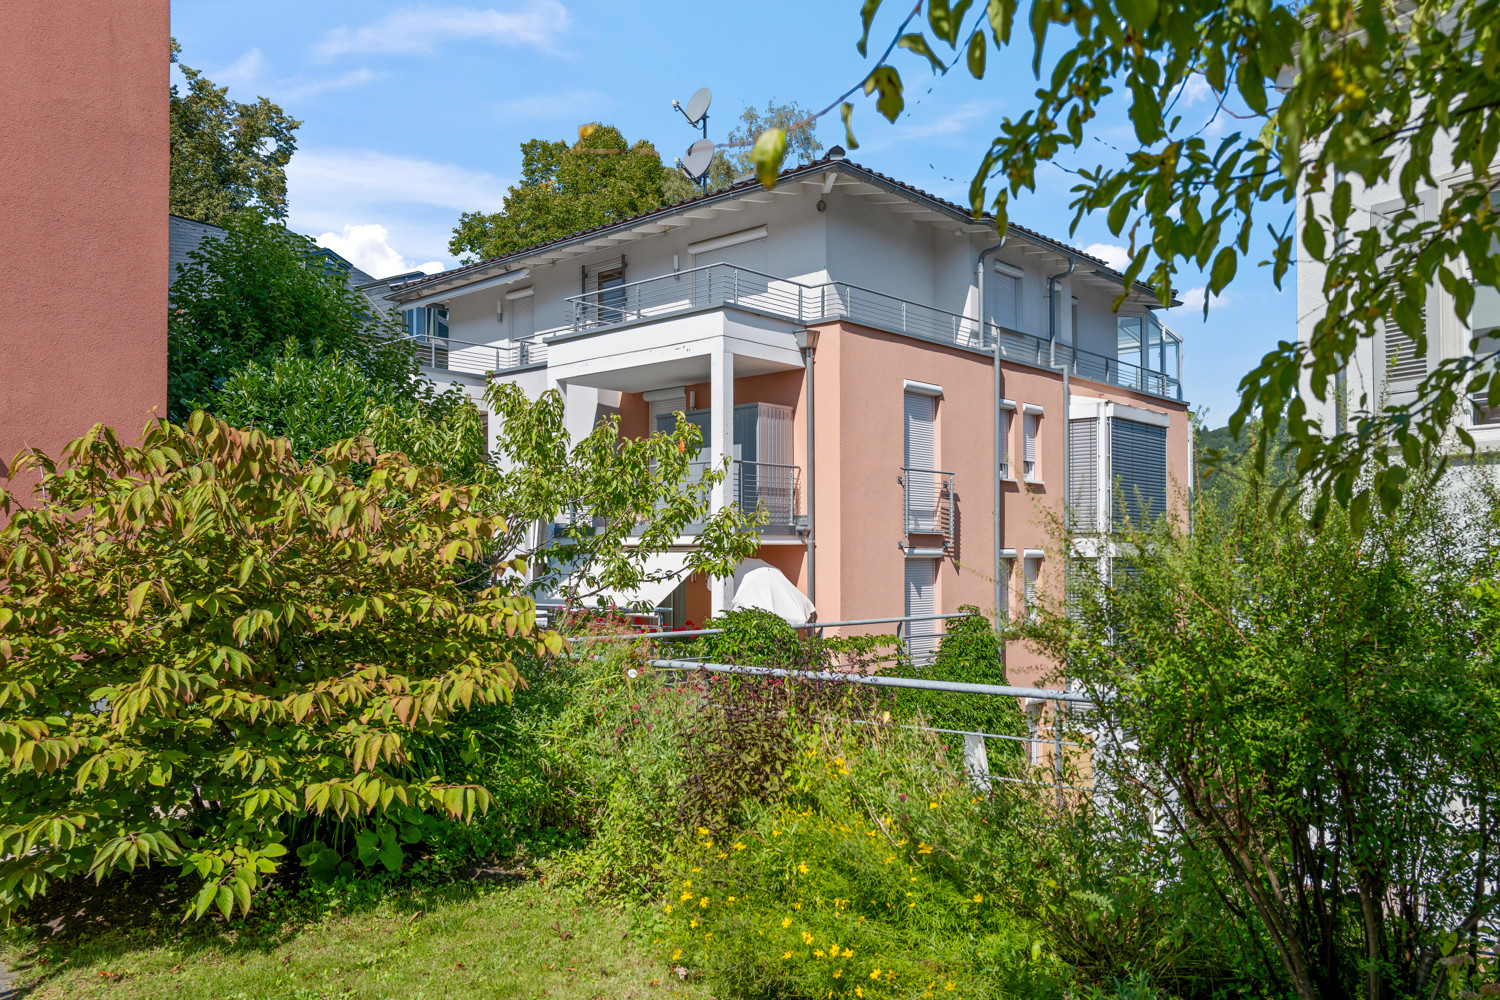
[[1023, 556, 1041, 622], [690, 227, 769, 301], [903, 390, 939, 532], [988, 264, 1021, 332], [997, 556, 1013, 624], [904, 557, 939, 665], [507, 289, 534, 339], [996, 406, 1012, 479], [1023, 410, 1040, 482], [598, 267, 626, 324], [405, 306, 449, 368], [1373, 196, 1435, 392], [1067, 417, 1099, 532], [1111, 418, 1168, 528]]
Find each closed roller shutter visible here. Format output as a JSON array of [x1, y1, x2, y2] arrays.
[[997, 409, 1010, 479], [989, 269, 1020, 331], [1111, 418, 1167, 528], [904, 391, 938, 531], [1023, 413, 1039, 481], [904, 557, 938, 666], [1382, 299, 1430, 387], [510, 294, 534, 339], [1068, 417, 1098, 532]]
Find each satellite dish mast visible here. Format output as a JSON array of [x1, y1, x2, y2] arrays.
[[672, 87, 713, 190]]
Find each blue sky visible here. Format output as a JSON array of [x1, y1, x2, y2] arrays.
[[169, 0, 1295, 425]]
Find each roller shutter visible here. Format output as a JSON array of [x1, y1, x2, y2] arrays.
[[1110, 418, 1167, 528], [1068, 417, 1099, 532], [904, 558, 938, 666]]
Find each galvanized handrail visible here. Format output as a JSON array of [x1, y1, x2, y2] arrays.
[[404, 332, 548, 377]]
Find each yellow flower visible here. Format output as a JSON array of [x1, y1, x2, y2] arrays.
[[798, 862, 809, 874], [782, 952, 793, 960], [664, 904, 673, 914], [672, 949, 682, 960], [917, 842, 934, 855], [871, 969, 882, 979], [690, 918, 699, 928], [782, 917, 792, 928], [856, 989, 865, 998], [733, 842, 746, 851], [772, 829, 782, 837], [945, 982, 956, 991], [691, 866, 702, 873], [682, 879, 693, 888], [717, 852, 728, 859], [814, 950, 826, 959], [727, 896, 736, 902], [699, 896, 709, 908], [833, 969, 843, 979], [929, 802, 939, 809], [680, 891, 693, 902], [802, 931, 814, 945], [972, 893, 983, 903], [697, 827, 710, 835]]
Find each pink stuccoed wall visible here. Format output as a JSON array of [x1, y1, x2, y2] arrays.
[[0, 0, 169, 503]]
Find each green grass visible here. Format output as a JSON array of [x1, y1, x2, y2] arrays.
[[2, 880, 710, 1000]]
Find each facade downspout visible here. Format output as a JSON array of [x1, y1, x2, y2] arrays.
[[978, 238, 1007, 634], [1046, 254, 1077, 704], [797, 330, 818, 607]]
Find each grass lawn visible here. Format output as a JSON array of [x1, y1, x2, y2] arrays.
[[1, 877, 709, 1000]]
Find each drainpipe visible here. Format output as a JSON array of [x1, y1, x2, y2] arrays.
[[978, 238, 1007, 633], [1046, 253, 1077, 700], [796, 329, 819, 608]]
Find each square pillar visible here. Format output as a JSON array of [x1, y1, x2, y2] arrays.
[[709, 345, 735, 615]]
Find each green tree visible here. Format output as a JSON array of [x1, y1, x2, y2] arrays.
[[449, 125, 675, 263], [0, 414, 546, 922], [662, 99, 825, 200], [167, 211, 414, 422], [764, 2, 1500, 521], [1029, 465, 1500, 999], [483, 381, 762, 608], [170, 38, 300, 224], [214, 344, 493, 483]]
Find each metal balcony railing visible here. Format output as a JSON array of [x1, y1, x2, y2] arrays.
[[406, 334, 548, 377], [900, 467, 955, 549], [734, 460, 801, 529], [562, 263, 1183, 401]]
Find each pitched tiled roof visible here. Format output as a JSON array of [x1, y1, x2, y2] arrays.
[[389, 154, 1152, 300]]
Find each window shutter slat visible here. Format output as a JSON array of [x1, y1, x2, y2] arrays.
[[511, 295, 534, 339], [1110, 418, 1167, 528], [904, 558, 938, 665], [1068, 417, 1098, 531]]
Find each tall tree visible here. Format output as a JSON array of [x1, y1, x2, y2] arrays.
[[661, 99, 823, 201], [170, 38, 301, 224], [754, 1, 1500, 522], [449, 125, 674, 263], [167, 211, 414, 422]]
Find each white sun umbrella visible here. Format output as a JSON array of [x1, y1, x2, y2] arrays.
[[729, 558, 816, 626]]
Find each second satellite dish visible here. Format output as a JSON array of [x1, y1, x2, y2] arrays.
[[682, 87, 712, 126], [681, 139, 715, 180]]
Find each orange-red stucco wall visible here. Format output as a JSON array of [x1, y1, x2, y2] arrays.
[[0, 0, 169, 501]]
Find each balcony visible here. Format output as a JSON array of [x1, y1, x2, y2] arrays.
[[626, 458, 803, 537], [562, 263, 1183, 401], [406, 334, 548, 378], [900, 466, 955, 550]]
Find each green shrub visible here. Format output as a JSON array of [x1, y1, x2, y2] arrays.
[[0, 415, 550, 921]]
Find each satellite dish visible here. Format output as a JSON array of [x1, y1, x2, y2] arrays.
[[682, 87, 712, 126], [681, 138, 715, 180]]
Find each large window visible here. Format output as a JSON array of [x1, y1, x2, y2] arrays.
[[597, 268, 626, 324], [1111, 418, 1168, 529]]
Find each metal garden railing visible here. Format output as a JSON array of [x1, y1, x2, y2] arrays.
[[561, 263, 1183, 401]]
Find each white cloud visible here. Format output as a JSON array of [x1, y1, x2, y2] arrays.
[[490, 87, 611, 121], [211, 48, 265, 85], [1079, 242, 1133, 271], [315, 224, 445, 278], [279, 68, 382, 100], [316, 1, 571, 58], [1166, 285, 1230, 316], [1177, 73, 1212, 107], [287, 149, 510, 215]]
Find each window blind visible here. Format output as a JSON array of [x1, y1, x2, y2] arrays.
[[1110, 418, 1168, 528], [1023, 557, 1040, 621], [510, 294, 534, 339], [1068, 417, 1099, 532], [997, 409, 1010, 479], [989, 268, 1020, 331], [1383, 300, 1430, 387], [904, 391, 938, 531], [693, 235, 769, 301], [1023, 413, 1039, 481], [904, 557, 938, 665]]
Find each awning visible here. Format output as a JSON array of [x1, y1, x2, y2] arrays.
[[587, 550, 692, 610], [730, 558, 816, 626]]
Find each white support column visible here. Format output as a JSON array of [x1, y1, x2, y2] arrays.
[[709, 344, 735, 616]]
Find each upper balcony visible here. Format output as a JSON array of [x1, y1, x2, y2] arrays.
[[405, 333, 549, 378], [560, 263, 1184, 401]]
